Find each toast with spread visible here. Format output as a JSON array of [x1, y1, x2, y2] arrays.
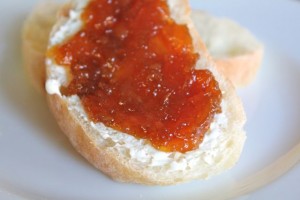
[[23, 0, 246, 185]]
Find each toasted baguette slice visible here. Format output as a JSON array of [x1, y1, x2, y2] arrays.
[[22, 2, 262, 94], [191, 11, 264, 87], [43, 0, 246, 185]]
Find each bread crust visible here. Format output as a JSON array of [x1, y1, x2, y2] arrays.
[[22, 1, 59, 94], [191, 11, 263, 87], [22, 1, 74, 94], [215, 48, 263, 87]]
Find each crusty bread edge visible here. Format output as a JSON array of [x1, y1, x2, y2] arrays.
[[22, 38, 47, 94], [22, 2, 57, 94], [215, 47, 263, 87], [191, 10, 263, 88], [47, 95, 168, 185], [22, 1, 73, 94]]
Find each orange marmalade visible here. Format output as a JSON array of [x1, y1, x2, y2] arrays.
[[48, 0, 222, 153]]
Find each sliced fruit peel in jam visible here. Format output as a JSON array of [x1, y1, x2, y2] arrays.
[[48, 0, 222, 153]]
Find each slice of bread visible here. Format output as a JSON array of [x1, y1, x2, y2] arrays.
[[42, 0, 246, 185], [191, 11, 263, 87], [22, 2, 262, 93]]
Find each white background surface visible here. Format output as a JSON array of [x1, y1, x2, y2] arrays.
[[0, 0, 300, 199]]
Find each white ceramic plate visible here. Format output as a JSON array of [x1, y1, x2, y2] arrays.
[[0, 0, 300, 199]]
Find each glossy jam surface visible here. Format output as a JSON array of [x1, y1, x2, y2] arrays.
[[49, 0, 222, 152]]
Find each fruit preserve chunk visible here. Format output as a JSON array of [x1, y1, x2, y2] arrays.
[[49, 0, 222, 153]]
